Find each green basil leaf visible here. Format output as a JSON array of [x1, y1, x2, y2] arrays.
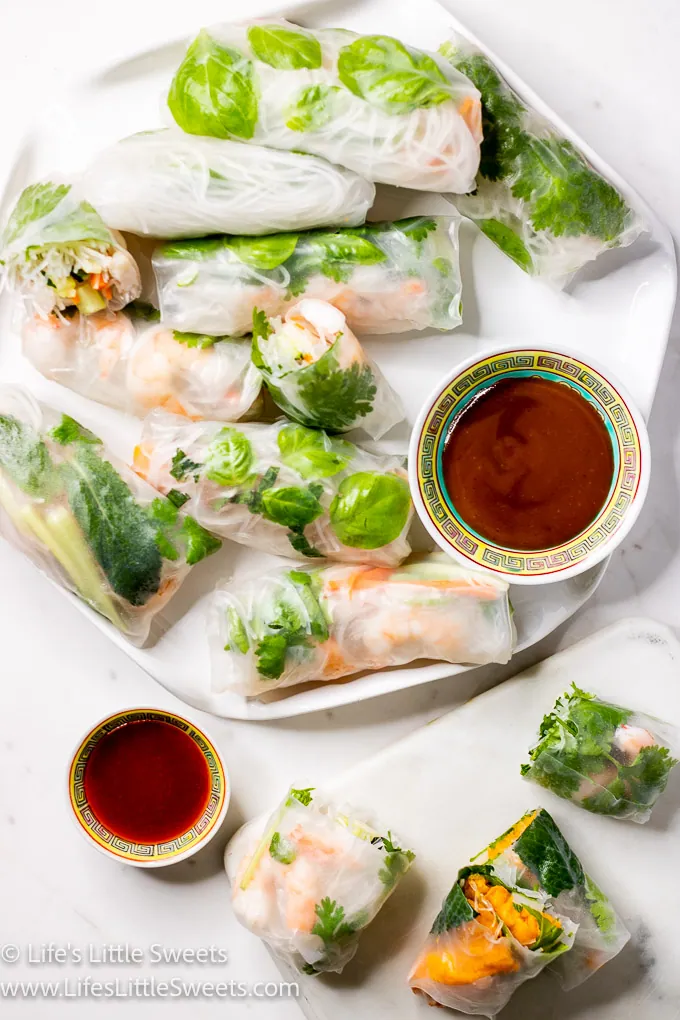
[[329, 472, 410, 549], [204, 428, 254, 486], [277, 424, 353, 479], [168, 30, 258, 140], [247, 24, 322, 70], [286, 84, 343, 133], [337, 35, 451, 115], [260, 485, 324, 531], [227, 233, 299, 270]]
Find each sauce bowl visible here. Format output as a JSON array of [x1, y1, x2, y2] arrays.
[[409, 347, 650, 585], [68, 708, 229, 867]]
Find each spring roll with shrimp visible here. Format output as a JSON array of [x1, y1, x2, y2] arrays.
[[82, 129, 374, 239], [521, 685, 679, 823], [209, 558, 513, 697], [153, 217, 463, 337], [226, 786, 414, 974], [22, 310, 262, 422], [134, 411, 412, 565], [167, 21, 482, 193], [1, 181, 141, 317], [409, 809, 629, 1014], [0, 387, 221, 645], [438, 37, 643, 284], [253, 300, 403, 438]]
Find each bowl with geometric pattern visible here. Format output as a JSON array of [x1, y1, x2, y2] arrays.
[[409, 346, 650, 585]]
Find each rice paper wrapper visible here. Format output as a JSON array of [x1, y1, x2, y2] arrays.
[[409, 809, 629, 1014], [152, 217, 463, 337], [253, 299, 403, 439], [226, 787, 414, 974], [166, 20, 482, 193], [134, 411, 412, 567], [1, 180, 141, 316], [522, 684, 680, 823], [208, 558, 513, 697], [0, 386, 221, 645], [82, 129, 375, 238], [21, 309, 262, 423], [438, 35, 644, 285]]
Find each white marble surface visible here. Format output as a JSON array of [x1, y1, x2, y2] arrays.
[[0, 1, 678, 1018]]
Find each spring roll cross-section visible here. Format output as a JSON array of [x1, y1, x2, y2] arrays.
[[152, 217, 463, 337], [209, 558, 514, 697], [409, 808, 629, 1015], [253, 300, 404, 438], [22, 310, 262, 422], [0, 387, 222, 645], [167, 20, 482, 193], [1, 181, 141, 318], [134, 412, 413, 566], [226, 786, 414, 974]]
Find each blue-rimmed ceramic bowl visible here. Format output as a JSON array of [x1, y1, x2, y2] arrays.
[[409, 346, 650, 585]]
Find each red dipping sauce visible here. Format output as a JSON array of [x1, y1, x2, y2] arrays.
[[83, 720, 211, 843], [441, 376, 614, 551]]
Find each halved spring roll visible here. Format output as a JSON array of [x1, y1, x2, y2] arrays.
[[438, 37, 643, 284], [153, 217, 463, 337], [167, 21, 482, 193], [0, 387, 221, 645], [82, 129, 375, 238], [22, 310, 262, 422], [409, 808, 629, 1014], [1, 181, 141, 317], [521, 684, 679, 823], [226, 786, 414, 974], [134, 412, 413, 566], [252, 299, 403, 438], [208, 557, 513, 697]]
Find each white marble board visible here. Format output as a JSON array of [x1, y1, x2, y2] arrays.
[[269, 617, 680, 1019]]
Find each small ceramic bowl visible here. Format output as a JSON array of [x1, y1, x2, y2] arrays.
[[68, 707, 229, 867], [409, 346, 650, 585]]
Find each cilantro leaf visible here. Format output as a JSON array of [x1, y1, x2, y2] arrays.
[[255, 633, 289, 680], [167, 488, 190, 508], [170, 449, 202, 483], [311, 898, 357, 944], [584, 874, 617, 938], [269, 831, 297, 865], [288, 787, 314, 807], [172, 330, 220, 349]]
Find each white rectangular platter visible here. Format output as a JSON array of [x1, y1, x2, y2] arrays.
[[0, 0, 675, 719], [273, 616, 680, 1019]]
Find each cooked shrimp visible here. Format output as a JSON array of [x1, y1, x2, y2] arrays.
[[613, 725, 656, 762], [361, 607, 459, 660], [22, 314, 76, 376], [126, 327, 206, 414], [284, 856, 320, 933]]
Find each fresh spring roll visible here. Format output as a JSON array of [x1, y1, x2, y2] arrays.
[[252, 300, 403, 438], [152, 217, 463, 337], [134, 412, 412, 566], [209, 558, 513, 697], [438, 38, 643, 284], [409, 809, 629, 1014], [82, 129, 375, 239], [521, 684, 679, 823], [22, 310, 262, 422], [0, 387, 221, 645], [226, 786, 414, 974], [167, 21, 482, 193], [0, 181, 141, 317]]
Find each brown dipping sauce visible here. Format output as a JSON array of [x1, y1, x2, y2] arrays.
[[441, 376, 614, 551]]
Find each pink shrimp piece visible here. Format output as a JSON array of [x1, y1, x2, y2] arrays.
[[613, 725, 656, 762]]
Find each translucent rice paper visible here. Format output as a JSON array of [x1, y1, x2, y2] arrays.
[[521, 684, 680, 823], [82, 129, 375, 239], [439, 37, 644, 285], [409, 808, 629, 1015], [166, 21, 482, 193], [0, 180, 141, 317], [0, 386, 221, 645], [134, 411, 413, 566], [227, 787, 414, 974], [153, 217, 463, 337], [209, 557, 513, 697], [21, 310, 262, 422], [253, 299, 403, 438]]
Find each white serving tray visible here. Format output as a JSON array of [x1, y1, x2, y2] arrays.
[[264, 617, 680, 1019], [0, 0, 675, 719]]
